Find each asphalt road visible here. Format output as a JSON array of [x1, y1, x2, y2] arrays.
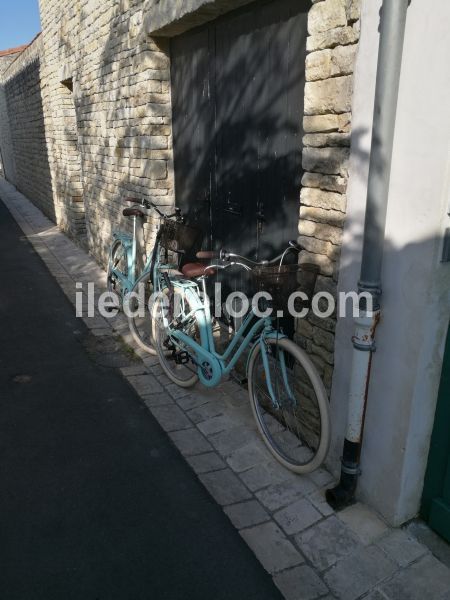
[[0, 199, 283, 600]]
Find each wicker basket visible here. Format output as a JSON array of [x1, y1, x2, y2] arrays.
[[159, 219, 201, 254], [253, 263, 319, 313]]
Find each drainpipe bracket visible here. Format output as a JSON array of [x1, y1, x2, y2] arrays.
[[340, 459, 362, 476], [351, 338, 377, 352]]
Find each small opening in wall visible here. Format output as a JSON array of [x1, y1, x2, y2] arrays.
[[61, 77, 73, 92]]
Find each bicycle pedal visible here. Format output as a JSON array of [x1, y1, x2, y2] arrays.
[[174, 351, 190, 365]]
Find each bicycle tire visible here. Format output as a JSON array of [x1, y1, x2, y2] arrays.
[[247, 337, 330, 474], [107, 239, 128, 308], [127, 270, 156, 355], [152, 286, 199, 388]]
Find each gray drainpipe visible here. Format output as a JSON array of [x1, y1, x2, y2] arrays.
[[326, 0, 410, 510]]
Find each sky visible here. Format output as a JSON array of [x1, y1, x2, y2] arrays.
[[0, 0, 41, 51]]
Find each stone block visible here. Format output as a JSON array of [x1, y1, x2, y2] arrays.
[[296, 515, 363, 571], [224, 500, 270, 529], [150, 404, 192, 432], [378, 554, 450, 600], [305, 76, 353, 115], [199, 468, 252, 505], [376, 529, 427, 568], [338, 502, 389, 545], [240, 522, 304, 574], [300, 220, 343, 246], [300, 205, 346, 227], [303, 132, 350, 147], [168, 428, 213, 455], [308, 0, 347, 35], [274, 497, 322, 536], [302, 147, 349, 176], [304, 113, 351, 133], [301, 172, 347, 194], [275, 565, 329, 600], [324, 546, 396, 600], [307, 24, 360, 53], [306, 45, 357, 81], [186, 451, 227, 474]]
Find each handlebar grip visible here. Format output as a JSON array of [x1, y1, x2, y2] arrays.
[[197, 250, 219, 260], [289, 240, 303, 252]]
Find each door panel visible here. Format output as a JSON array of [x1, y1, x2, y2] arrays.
[[422, 324, 450, 542], [171, 0, 309, 260], [171, 27, 214, 247]]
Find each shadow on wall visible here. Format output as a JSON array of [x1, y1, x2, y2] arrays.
[[2, 57, 54, 222]]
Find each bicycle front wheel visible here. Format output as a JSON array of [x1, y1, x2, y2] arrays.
[[127, 271, 156, 355], [152, 287, 199, 388], [248, 337, 330, 474]]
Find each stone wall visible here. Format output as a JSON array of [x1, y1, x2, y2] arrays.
[[0, 36, 54, 217], [296, 0, 361, 393], [0, 50, 23, 180], [38, 0, 174, 262], [0, 0, 361, 394]]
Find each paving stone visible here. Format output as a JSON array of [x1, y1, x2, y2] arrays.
[[185, 452, 226, 474], [376, 529, 427, 568], [185, 396, 223, 424], [226, 442, 271, 473], [296, 515, 363, 571], [166, 383, 191, 399], [378, 554, 450, 600], [324, 545, 396, 600], [199, 469, 252, 506], [141, 393, 174, 408], [150, 404, 192, 432], [197, 414, 236, 437], [274, 565, 329, 600], [274, 497, 322, 536], [338, 502, 388, 545], [307, 488, 334, 517], [308, 467, 335, 488], [256, 477, 317, 511], [224, 500, 270, 529], [168, 428, 213, 456], [142, 355, 160, 368], [120, 364, 148, 376], [239, 461, 292, 492], [126, 373, 163, 395], [240, 522, 304, 574], [209, 426, 254, 457]]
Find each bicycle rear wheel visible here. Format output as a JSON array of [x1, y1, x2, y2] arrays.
[[248, 337, 330, 474], [152, 287, 199, 388], [107, 239, 128, 307]]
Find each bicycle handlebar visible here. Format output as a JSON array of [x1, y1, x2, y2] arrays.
[[196, 240, 303, 268], [123, 197, 182, 220]]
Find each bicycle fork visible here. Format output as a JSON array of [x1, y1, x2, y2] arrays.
[[259, 335, 296, 410]]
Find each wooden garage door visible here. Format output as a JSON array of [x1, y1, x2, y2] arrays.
[[170, 0, 310, 260]]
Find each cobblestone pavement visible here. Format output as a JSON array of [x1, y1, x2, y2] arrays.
[[2, 179, 450, 600]]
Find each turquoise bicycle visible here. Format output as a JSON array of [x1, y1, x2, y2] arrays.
[[152, 244, 331, 473], [107, 197, 199, 354]]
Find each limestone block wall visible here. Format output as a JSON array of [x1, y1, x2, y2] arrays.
[[296, 0, 361, 393], [0, 0, 361, 395], [38, 0, 174, 263], [0, 36, 54, 218]]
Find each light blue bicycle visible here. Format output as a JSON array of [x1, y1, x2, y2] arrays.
[[107, 197, 200, 354], [153, 244, 331, 473]]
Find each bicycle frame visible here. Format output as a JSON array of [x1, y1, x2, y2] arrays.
[[166, 278, 288, 391], [110, 218, 176, 298]]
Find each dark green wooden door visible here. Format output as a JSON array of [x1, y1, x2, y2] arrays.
[[421, 324, 450, 542]]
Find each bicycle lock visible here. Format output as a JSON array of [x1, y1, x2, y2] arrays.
[[326, 0, 410, 510]]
